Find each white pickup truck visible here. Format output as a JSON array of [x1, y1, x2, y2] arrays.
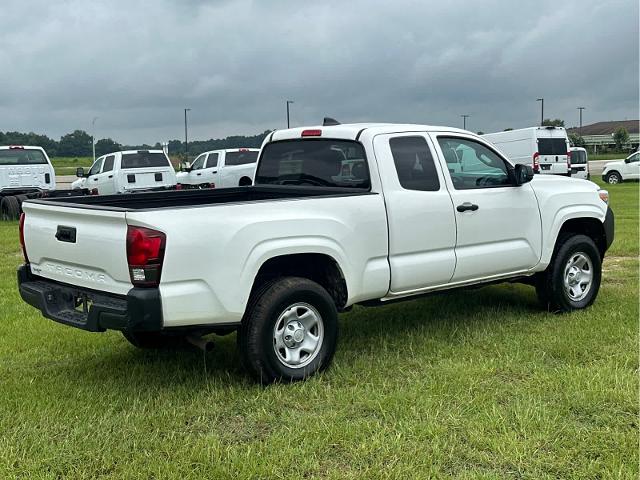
[[176, 148, 259, 188], [0, 146, 56, 220], [71, 150, 177, 195], [17, 123, 614, 383]]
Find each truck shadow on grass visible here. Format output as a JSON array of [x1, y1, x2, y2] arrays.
[[58, 283, 548, 389]]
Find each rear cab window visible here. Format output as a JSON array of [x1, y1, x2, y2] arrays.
[[254, 139, 370, 189], [121, 152, 171, 169], [0, 148, 48, 165], [225, 150, 258, 166]]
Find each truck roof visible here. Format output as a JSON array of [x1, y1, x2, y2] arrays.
[[0, 145, 47, 151], [202, 148, 260, 155], [113, 149, 165, 155], [268, 123, 473, 143]]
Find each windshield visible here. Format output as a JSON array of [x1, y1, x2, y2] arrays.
[[571, 150, 587, 164], [538, 138, 568, 156], [0, 149, 48, 165], [121, 152, 171, 169], [225, 150, 258, 166], [255, 139, 370, 189]]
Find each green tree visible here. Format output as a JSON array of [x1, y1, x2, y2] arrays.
[[94, 138, 122, 156], [568, 132, 585, 147], [542, 118, 565, 127], [58, 130, 92, 156], [613, 127, 629, 151]]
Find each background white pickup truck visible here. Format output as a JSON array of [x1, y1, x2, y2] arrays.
[[601, 151, 640, 184], [176, 148, 259, 188], [0, 146, 56, 220], [18, 123, 614, 383], [71, 149, 177, 195]]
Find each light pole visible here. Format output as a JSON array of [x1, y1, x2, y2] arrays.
[[184, 108, 191, 164], [461, 114, 470, 130], [577, 107, 585, 136], [536, 98, 544, 126], [286, 100, 294, 128], [91, 117, 98, 162]]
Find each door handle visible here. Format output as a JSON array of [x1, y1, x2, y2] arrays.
[[457, 202, 479, 212], [108, 175, 113, 179], [92, 178, 98, 182], [196, 173, 202, 176]]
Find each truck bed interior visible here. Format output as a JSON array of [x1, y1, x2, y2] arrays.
[[29, 185, 371, 211]]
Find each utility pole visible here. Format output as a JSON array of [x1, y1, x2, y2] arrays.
[[184, 108, 191, 164], [91, 117, 98, 162], [577, 107, 585, 136], [461, 114, 470, 130], [536, 98, 544, 126], [286, 100, 294, 128]]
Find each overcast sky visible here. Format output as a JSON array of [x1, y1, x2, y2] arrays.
[[1, 0, 638, 144]]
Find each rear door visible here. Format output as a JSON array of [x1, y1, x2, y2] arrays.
[[432, 134, 542, 282], [22, 202, 131, 295], [536, 130, 569, 175], [373, 133, 457, 292]]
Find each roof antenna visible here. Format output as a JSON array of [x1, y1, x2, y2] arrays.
[[323, 117, 341, 126]]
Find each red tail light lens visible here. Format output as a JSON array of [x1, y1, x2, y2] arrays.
[[532, 152, 540, 173], [566, 151, 572, 168], [126, 226, 166, 287], [301, 129, 322, 137], [19, 213, 29, 263]]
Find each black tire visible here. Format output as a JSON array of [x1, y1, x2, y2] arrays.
[[238, 276, 338, 384], [605, 171, 622, 184], [122, 331, 187, 349], [0, 196, 20, 221], [535, 234, 602, 312]]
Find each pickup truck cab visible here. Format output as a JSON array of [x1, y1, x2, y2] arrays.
[[0, 146, 56, 220], [176, 148, 259, 189], [602, 151, 640, 184], [17, 123, 614, 383], [71, 150, 177, 195]]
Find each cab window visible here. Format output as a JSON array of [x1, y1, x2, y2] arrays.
[[206, 153, 219, 169], [102, 155, 115, 172], [438, 137, 511, 190], [88, 158, 104, 176], [191, 155, 206, 170], [389, 136, 440, 191]]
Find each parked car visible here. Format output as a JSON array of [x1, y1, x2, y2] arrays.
[[482, 126, 571, 176], [569, 147, 590, 180], [176, 148, 259, 189], [0, 145, 56, 220], [601, 151, 639, 184], [18, 122, 614, 383], [71, 150, 177, 195]]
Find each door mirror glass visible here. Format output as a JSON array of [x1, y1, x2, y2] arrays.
[[76, 167, 85, 178], [514, 164, 534, 185]]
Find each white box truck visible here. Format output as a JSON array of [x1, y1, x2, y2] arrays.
[[483, 127, 571, 176]]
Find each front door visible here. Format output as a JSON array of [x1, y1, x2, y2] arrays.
[[431, 134, 542, 282], [86, 157, 104, 194], [624, 152, 640, 180], [95, 154, 116, 194], [373, 133, 457, 293]]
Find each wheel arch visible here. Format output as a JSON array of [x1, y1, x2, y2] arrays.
[[553, 216, 607, 260]]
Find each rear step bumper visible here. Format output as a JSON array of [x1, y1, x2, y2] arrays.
[[17, 265, 162, 332]]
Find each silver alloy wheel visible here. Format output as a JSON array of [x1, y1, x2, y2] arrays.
[[563, 252, 593, 302], [273, 302, 324, 369], [607, 173, 620, 184]]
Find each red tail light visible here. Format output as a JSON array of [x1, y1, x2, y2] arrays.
[[532, 152, 540, 173], [175, 183, 183, 190], [126, 226, 166, 287], [301, 129, 322, 137], [566, 151, 572, 169], [19, 213, 29, 263]]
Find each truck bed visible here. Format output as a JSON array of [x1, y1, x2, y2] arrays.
[[26, 185, 370, 211]]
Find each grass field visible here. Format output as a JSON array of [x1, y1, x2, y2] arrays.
[[50, 157, 93, 175], [0, 180, 637, 478]]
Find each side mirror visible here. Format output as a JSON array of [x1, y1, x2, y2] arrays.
[[181, 162, 192, 172], [624, 158, 630, 164], [76, 167, 85, 178], [514, 164, 534, 186]]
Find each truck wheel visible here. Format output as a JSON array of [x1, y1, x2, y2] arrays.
[[239, 176, 252, 186], [238, 276, 338, 384], [122, 331, 186, 349], [605, 171, 622, 184], [535, 234, 601, 312], [1, 196, 20, 221]]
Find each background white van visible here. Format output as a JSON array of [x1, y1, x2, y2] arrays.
[[483, 127, 571, 175]]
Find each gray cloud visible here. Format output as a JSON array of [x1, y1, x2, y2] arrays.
[[0, 0, 637, 144]]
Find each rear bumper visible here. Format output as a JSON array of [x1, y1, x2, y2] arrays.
[[17, 265, 163, 332]]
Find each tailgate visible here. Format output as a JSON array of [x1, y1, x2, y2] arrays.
[[22, 202, 132, 295], [0, 164, 52, 190], [119, 168, 176, 191]]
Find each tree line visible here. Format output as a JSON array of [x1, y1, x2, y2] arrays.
[[0, 129, 272, 158]]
